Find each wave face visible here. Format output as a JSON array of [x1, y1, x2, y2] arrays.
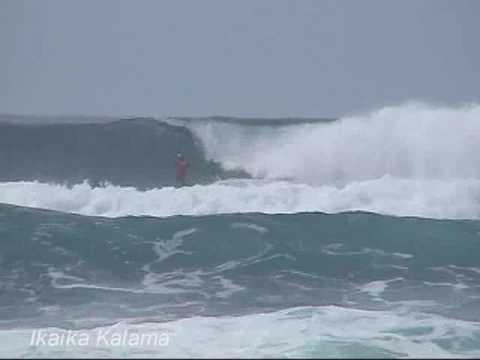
[[6, 102, 480, 190], [0, 117, 246, 189]]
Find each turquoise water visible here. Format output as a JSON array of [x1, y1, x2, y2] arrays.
[[2, 105, 480, 357], [1, 203, 480, 357]]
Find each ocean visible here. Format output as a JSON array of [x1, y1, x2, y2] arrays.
[[1, 103, 480, 358]]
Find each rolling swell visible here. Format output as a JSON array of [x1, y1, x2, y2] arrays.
[[2, 202, 480, 328], [0, 117, 248, 189]]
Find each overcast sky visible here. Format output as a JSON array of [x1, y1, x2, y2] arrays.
[[1, 0, 479, 118]]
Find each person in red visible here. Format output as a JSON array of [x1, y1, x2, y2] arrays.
[[175, 153, 188, 186]]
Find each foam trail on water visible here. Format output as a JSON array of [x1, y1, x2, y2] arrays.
[[180, 102, 480, 185], [2, 305, 479, 358], [1, 177, 480, 219]]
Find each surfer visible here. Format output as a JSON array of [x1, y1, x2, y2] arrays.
[[175, 153, 188, 186]]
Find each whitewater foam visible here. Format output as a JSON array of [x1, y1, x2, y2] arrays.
[[3, 305, 479, 358], [178, 102, 480, 185], [1, 176, 480, 219]]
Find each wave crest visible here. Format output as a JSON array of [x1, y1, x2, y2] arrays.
[[1, 176, 480, 219]]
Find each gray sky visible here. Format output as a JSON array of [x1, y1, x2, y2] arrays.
[[1, 0, 479, 118]]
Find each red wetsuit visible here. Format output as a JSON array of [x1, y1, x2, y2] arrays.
[[176, 159, 187, 184]]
